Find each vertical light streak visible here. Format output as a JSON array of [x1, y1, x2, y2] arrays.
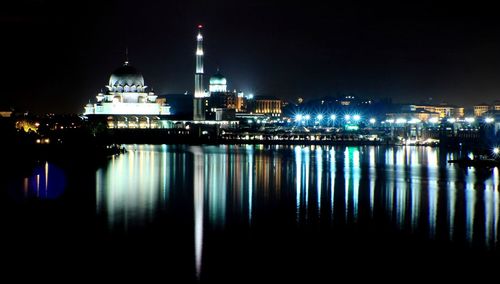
[[316, 146, 323, 217], [192, 146, 204, 280]]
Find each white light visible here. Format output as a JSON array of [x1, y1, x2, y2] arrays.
[[196, 49, 204, 56], [295, 114, 303, 122], [409, 118, 421, 124], [369, 118, 376, 124], [429, 117, 439, 124], [247, 119, 253, 124], [344, 115, 351, 120], [465, 117, 475, 123], [330, 114, 336, 120], [316, 114, 324, 121], [447, 118, 456, 123], [304, 115, 311, 120], [396, 118, 407, 124], [353, 115, 361, 121], [485, 117, 495, 123], [493, 147, 499, 155], [386, 119, 394, 123]]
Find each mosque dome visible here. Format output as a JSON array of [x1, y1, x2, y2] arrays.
[[209, 71, 227, 86], [108, 61, 145, 89]]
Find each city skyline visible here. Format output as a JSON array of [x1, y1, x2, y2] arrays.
[[3, 0, 500, 113]]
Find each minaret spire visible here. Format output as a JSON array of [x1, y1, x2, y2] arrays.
[[125, 47, 129, 65], [193, 24, 205, 120]]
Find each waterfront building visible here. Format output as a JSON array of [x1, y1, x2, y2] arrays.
[[83, 59, 171, 128], [474, 103, 490, 117], [411, 104, 464, 118], [247, 96, 282, 117]]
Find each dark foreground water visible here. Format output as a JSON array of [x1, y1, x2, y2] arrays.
[[2, 145, 500, 282]]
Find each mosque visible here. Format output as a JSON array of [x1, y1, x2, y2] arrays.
[[83, 25, 280, 128], [83, 58, 171, 128]]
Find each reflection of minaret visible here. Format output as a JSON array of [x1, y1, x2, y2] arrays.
[[193, 25, 205, 120], [192, 146, 204, 280]]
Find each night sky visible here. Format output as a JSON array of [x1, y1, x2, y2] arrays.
[[2, 0, 500, 113]]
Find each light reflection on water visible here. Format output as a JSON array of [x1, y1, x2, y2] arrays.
[[95, 144, 500, 276]]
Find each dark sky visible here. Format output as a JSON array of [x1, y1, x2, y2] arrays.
[[2, 0, 500, 113]]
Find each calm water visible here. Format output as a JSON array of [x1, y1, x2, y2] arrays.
[[3, 145, 500, 281]]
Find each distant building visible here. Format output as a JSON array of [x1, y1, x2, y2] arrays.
[[410, 104, 464, 118], [0, 109, 13, 118], [386, 109, 440, 122], [336, 95, 372, 107], [474, 103, 490, 117], [206, 70, 247, 120], [248, 96, 282, 117]]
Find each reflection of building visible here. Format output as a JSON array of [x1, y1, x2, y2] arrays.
[[83, 59, 171, 128], [474, 103, 490, 117]]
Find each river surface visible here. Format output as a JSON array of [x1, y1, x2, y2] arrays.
[[2, 145, 500, 282]]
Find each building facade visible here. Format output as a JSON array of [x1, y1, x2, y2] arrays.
[[474, 104, 490, 117], [83, 60, 171, 128]]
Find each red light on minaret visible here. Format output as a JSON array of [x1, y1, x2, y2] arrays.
[[198, 24, 203, 29]]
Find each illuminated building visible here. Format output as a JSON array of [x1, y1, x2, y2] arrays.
[[386, 109, 440, 122], [474, 103, 490, 117], [0, 109, 12, 118], [209, 69, 227, 93], [206, 70, 246, 120], [336, 95, 372, 107], [193, 25, 206, 121], [411, 104, 464, 118], [248, 96, 282, 117], [83, 58, 171, 128]]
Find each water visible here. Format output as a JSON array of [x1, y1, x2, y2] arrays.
[[2, 145, 500, 282]]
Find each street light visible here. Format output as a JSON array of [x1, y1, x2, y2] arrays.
[[465, 117, 475, 123], [429, 117, 439, 124], [353, 115, 361, 121], [344, 114, 351, 121], [295, 114, 303, 122], [369, 118, 376, 124], [316, 114, 324, 121], [485, 117, 495, 123], [330, 114, 336, 120]]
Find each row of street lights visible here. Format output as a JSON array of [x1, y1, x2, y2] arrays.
[[294, 113, 367, 123]]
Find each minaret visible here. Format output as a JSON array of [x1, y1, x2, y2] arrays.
[[193, 24, 205, 121]]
